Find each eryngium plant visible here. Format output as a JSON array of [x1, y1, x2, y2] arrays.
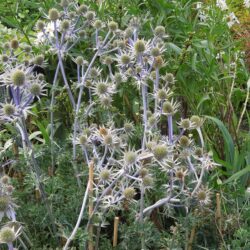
[[0, 0, 220, 249]]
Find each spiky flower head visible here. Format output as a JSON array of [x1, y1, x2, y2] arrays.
[[124, 27, 133, 38], [157, 89, 169, 100], [11, 69, 25, 87], [196, 187, 211, 206], [29, 83, 42, 97], [99, 169, 110, 181], [93, 20, 103, 29], [103, 134, 113, 145], [151, 47, 160, 57], [162, 101, 174, 114], [10, 39, 19, 50], [176, 169, 185, 181], [6, 185, 14, 194], [2, 104, 16, 117], [96, 82, 108, 96], [179, 118, 192, 130], [190, 115, 204, 128], [1, 55, 8, 63], [60, 0, 69, 7], [0, 227, 16, 243], [34, 55, 44, 66], [124, 122, 134, 134], [77, 4, 88, 14], [0, 196, 9, 211], [134, 39, 146, 54], [49, 8, 59, 21], [0, 175, 9, 184], [165, 73, 175, 85], [37, 20, 45, 30], [123, 187, 136, 200], [139, 168, 148, 178], [79, 134, 88, 146], [153, 56, 164, 68], [124, 151, 137, 165], [3, 42, 10, 50], [179, 136, 191, 147], [75, 56, 84, 65], [108, 21, 118, 32], [100, 96, 112, 109], [154, 26, 166, 37], [85, 11, 95, 21], [23, 45, 32, 53], [120, 54, 131, 65], [194, 147, 203, 157], [143, 176, 154, 187], [153, 144, 167, 161], [61, 20, 70, 31], [103, 56, 113, 65]]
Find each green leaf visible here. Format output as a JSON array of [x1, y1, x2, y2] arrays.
[[223, 165, 250, 184], [205, 116, 235, 164]]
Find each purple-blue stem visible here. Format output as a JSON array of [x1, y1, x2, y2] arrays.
[[168, 115, 173, 144]]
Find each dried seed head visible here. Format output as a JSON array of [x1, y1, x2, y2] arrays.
[[0, 227, 16, 243], [154, 26, 165, 37], [151, 47, 160, 57], [153, 145, 167, 161], [124, 151, 137, 165], [30, 83, 42, 96], [99, 127, 108, 136], [134, 40, 146, 54], [85, 11, 95, 21], [123, 187, 136, 200], [93, 20, 102, 29], [3, 104, 15, 116], [1, 175, 9, 184], [121, 54, 131, 65], [154, 56, 164, 68], [10, 39, 19, 50], [176, 170, 185, 180], [99, 169, 110, 181], [190, 115, 203, 128], [61, 20, 70, 31], [0, 196, 9, 211], [108, 21, 118, 32], [49, 8, 59, 21], [34, 55, 44, 66], [179, 136, 190, 147], [37, 20, 45, 30]]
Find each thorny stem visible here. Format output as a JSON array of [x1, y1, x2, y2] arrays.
[[140, 184, 145, 250], [141, 83, 148, 149]]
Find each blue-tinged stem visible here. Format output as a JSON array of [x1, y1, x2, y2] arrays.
[[168, 115, 173, 144]]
